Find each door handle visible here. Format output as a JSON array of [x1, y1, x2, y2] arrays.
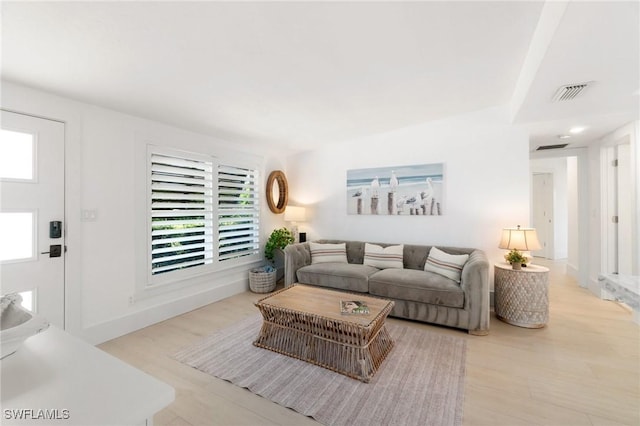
[[41, 245, 62, 258]]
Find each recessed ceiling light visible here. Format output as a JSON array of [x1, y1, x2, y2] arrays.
[[569, 126, 586, 134], [558, 135, 571, 139]]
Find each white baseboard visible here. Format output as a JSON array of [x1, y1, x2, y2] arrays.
[[81, 278, 247, 345], [588, 276, 602, 298], [566, 263, 579, 280]]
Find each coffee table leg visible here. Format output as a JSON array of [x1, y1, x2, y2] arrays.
[[254, 318, 394, 383], [359, 359, 370, 382]]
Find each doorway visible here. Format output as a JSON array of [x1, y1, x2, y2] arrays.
[[531, 151, 587, 288], [532, 173, 554, 259], [0, 110, 65, 328]]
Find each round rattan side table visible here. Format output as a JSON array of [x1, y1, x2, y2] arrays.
[[494, 262, 549, 328]]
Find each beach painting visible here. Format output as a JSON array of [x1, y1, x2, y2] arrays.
[[347, 163, 444, 215]]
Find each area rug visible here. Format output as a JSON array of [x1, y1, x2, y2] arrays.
[[174, 315, 466, 426]]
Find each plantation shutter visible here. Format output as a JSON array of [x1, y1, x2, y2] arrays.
[[150, 152, 214, 275], [217, 165, 260, 261]]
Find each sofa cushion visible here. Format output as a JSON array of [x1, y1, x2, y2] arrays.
[[309, 242, 348, 264], [296, 263, 379, 293], [363, 243, 404, 269], [424, 247, 469, 283], [369, 268, 464, 308]]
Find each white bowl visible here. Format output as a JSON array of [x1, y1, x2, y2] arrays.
[[1, 294, 50, 359]]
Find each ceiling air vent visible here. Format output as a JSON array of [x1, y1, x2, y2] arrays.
[[551, 82, 591, 101], [536, 143, 569, 151]]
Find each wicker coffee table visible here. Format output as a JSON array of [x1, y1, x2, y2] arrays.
[[253, 284, 395, 382]]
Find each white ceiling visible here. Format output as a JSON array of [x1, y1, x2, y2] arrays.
[[2, 1, 638, 153], [515, 1, 640, 151]]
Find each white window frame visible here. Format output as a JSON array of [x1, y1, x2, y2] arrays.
[[146, 145, 260, 288]]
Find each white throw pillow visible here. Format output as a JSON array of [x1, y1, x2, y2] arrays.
[[310, 242, 348, 264], [363, 243, 404, 269], [424, 247, 469, 283]]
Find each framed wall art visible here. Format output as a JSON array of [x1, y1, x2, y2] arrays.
[[346, 163, 444, 216]]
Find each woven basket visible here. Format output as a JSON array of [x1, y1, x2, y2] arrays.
[[249, 270, 277, 293]]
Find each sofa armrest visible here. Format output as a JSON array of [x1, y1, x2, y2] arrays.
[[460, 250, 490, 335], [284, 243, 311, 286]]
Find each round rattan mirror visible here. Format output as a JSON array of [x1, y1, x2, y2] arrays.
[[266, 170, 288, 214]]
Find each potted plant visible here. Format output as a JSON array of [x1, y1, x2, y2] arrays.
[[504, 249, 527, 270], [264, 227, 294, 263]]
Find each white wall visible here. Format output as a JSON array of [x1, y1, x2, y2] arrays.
[[567, 156, 579, 278], [2, 81, 287, 344], [0, 81, 536, 340], [588, 141, 602, 293], [285, 106, 531, 276], [530, 157, 569, 259]]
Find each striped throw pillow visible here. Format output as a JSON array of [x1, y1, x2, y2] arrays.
[[424, 247, 469, 283], [310, 242, 348, 264], [363, 243, 404, 269]]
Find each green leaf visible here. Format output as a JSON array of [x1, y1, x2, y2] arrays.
[[264, 227, 295, 261]]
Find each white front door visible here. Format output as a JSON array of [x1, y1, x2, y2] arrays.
[[0, 110, 65, 328]]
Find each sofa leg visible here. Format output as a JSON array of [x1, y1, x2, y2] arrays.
[[468, 329, 489, 336]]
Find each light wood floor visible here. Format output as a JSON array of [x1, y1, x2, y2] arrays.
[[99, 261, 640, 426]]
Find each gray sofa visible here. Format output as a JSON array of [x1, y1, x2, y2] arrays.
[[284, 240, 490, 335]]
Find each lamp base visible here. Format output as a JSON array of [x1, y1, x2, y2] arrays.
[[299, 232, 307, 243]]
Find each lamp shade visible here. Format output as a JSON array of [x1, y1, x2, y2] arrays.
[[498, 225, 542, 251], [284, 206, 306, 222]]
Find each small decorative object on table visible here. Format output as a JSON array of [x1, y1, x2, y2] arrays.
[[249, 265, 277, 293], [504, 249, 527, 270], [340, 300, 370, 315]]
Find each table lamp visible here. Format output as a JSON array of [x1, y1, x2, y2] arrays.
[[498, 225, 542, 269], [284, 206, 306, 243]]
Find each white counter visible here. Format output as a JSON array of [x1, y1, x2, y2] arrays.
[[598, 273, 640, 324], [1, 327, 174, 425]]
